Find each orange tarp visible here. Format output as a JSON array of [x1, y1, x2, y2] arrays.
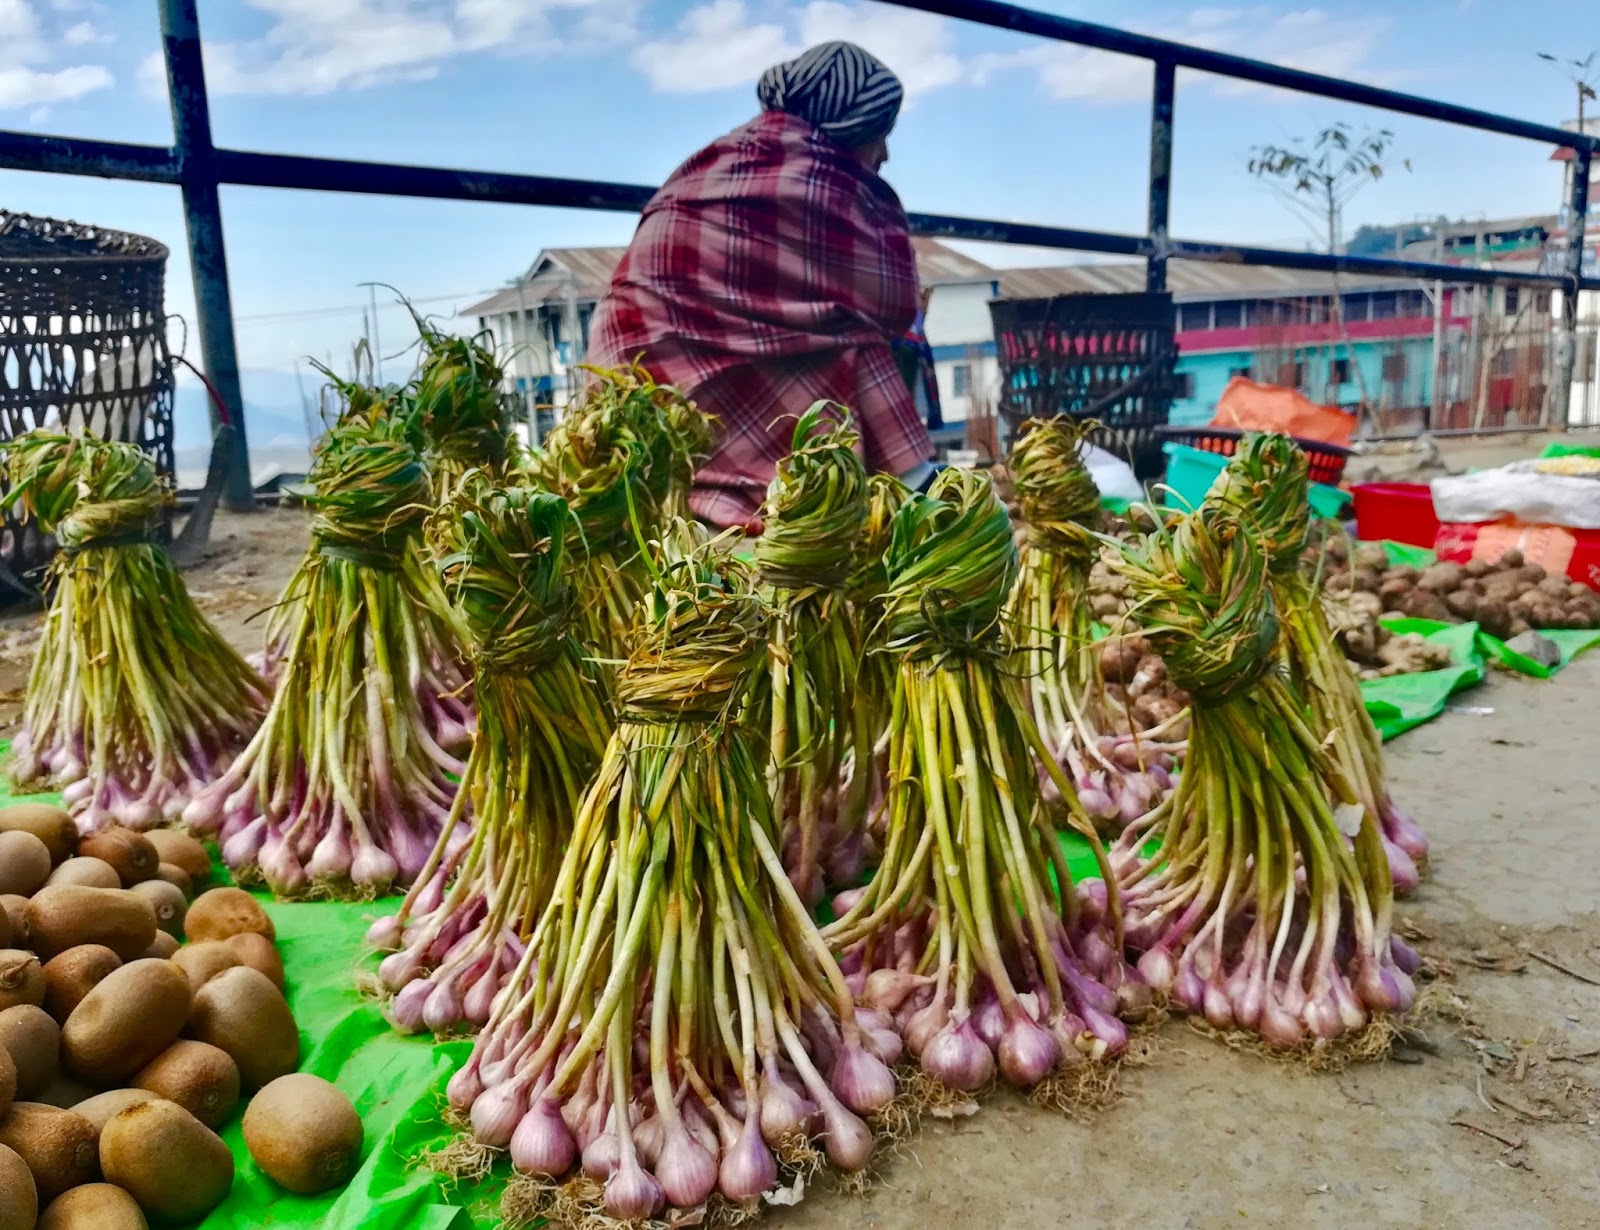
[[1210, 376, 1357, 448]]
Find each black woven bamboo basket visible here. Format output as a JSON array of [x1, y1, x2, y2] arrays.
[[0, 212, 175, 584], [990, 292, 1179, 479]]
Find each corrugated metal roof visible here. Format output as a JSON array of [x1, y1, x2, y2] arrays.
[[463, 247, 629, 317], [464, 240, 993, 318], [909, 237, 996, 284], [998, 259, 1428, 303]]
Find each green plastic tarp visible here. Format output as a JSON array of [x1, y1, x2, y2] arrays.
[[1359, 618, 1486, 741]]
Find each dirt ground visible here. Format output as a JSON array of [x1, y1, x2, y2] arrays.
[[2, 479, 1598, 1230]]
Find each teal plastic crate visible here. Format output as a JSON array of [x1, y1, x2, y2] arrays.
[[1162, 442, 1351, 519]]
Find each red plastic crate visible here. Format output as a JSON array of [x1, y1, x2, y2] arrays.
[[1351, 482, 1440, 548]]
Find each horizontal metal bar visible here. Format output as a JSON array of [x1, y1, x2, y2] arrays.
[[1158, 237, 1600, 291], [907, 211, 1145, 256], [887, 0, 1599, 153], [3, 129, 1591, 292], [0, 129, 177, 183], [215, 148, 657, 214]]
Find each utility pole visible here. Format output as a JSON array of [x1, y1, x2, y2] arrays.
[[358, 283, 384, 385], [1538, 52, 1598, 428]]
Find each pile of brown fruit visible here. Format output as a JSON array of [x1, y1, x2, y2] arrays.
[[1325, 542, 1600, 641], [0, 803, 363, 1229]]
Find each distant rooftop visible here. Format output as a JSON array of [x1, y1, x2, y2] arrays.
[[997, 260, 1419, 302], [466, 218, 1548, 320], [463, 238, 996, 318]]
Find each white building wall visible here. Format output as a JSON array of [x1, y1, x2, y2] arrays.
[[923, 282, 998, 348], [924, 281, 1000, 425], [1568, 287, 1600, 428]]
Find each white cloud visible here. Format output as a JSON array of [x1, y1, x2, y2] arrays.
[[62, 19, 105, 45], [0, 63, 111, 108], [630, 0, 792, 94], [978, 7, 1393, 105], [0, 0, 112, 110], [630, 0, 967, 98], [198, 0, 639, 97], [797, 1, 965, 96]]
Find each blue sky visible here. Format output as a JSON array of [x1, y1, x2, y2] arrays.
[[1, 0, 1595, 441]]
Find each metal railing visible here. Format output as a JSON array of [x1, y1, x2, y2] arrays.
[[0, 0, 1595, 507]]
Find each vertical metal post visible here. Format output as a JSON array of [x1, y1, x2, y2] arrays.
[[1552, 148, 1592, 430], [1428, 280, 1443, 433], [158, 0, 255, 511], [1145, 59, 1176, 293]]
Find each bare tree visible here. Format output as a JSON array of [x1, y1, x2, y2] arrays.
[[1247, 124, 1410, 425]]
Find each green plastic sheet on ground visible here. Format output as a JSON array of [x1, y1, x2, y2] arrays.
[[1539, 441, 1600, 461], [0, 750, 500, 1230], [1359, 618, 1486, 741]]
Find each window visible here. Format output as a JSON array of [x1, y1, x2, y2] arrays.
[[1277, 361, 1304, 388], [1329, 358, 1351, 385], [1382, 353, 1407, 381], [1177, 303, 1212, 331], [1534, 289, 1552, 314], [1397, 290, 1428, 318], [1212, 301, 1244, 329], [951, 364, 972, 397], [1175, 372, 1196, 398], [1503, 286, 1520, 315], [1369, 292, 1398, 321], [1340, 293, 1371, 323], [1228, 365, 1253, 381]]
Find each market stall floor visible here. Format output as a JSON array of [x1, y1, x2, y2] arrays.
[[2, 505, 1597, 1230]]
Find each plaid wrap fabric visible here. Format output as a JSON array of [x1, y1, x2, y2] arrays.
[[587, 110, 931, 531]]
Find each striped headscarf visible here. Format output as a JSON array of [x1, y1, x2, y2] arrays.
[[757, 41, 904, 148]]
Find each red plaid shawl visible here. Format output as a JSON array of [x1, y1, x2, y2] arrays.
[[587, 110, 930, 531]]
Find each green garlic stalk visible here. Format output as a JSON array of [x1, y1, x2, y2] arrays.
[[446, 523, 895, 1225], [369, 476, 613, 1036], [3, 431, 268, 832], [1111, 504, 1409, 1050], [186, 410, 472, 899], [827, 468, 1131, 1097], [747, 404, 870, 904]]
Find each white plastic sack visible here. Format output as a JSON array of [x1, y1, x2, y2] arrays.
[[1082, 443, 1143, 502], [1430, 463, 1600, 531]]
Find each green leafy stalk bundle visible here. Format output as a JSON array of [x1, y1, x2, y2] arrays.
[[747, 404, 871, 905], [1203, 433, 1428, 885], [369, 476, 613, 1036], [3, 431, 268, 832], [445, 524, 897, 1225], [1110, 501, 1414, 1050], [826, 468, 1132, 1097], [412, 323, 515, 500], [844, 472, 911, 857], [1004, 416, 1185, 837], [185, 409, 473, 899]]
